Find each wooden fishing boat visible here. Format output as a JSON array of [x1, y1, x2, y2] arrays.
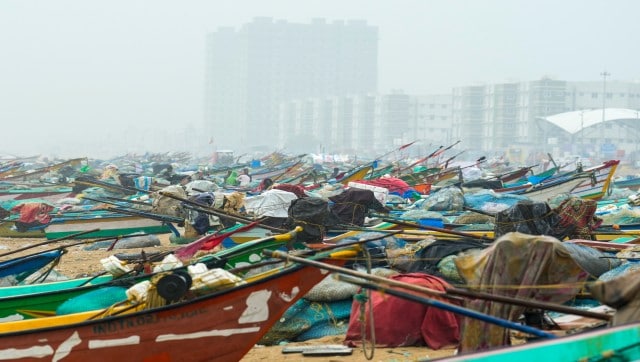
[[613, 174, 640, 190], [443, 323, 640, 361], [489, 165, 535, 183], [398, 166, 443, 185], [503, 166, 559, 187], [379, 219, 640, 243], [0, 245, 356, 361], [0, 249, 65, 286], [0, 185, 75, 203], [44, 213, 175, 240], [506, 174, 593, 202], [0, 226, 312, 321], [302, 164, 374, 191], [337, 164, 374, 185], [0, 158, 87, 182], [365, 164, 395, 180], [569, 159, 620, 200], [0, 221, 46, 238], [249, 160, 304, 182]]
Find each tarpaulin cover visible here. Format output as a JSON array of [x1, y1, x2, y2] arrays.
[[454, 232, 589, 352], [344, 273, 460, 349]]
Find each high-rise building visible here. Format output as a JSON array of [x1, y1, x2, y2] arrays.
[[204, 17, 378, 153]]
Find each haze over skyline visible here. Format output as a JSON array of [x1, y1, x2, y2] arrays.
[[1, 0, 639, 159]]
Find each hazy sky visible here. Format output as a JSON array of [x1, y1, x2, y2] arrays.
[[1, 0, 638, 159]]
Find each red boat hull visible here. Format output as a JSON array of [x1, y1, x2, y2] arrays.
[[0, 258, 344, 361]]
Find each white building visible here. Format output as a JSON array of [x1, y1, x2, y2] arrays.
[[204, 18, 378, 153]]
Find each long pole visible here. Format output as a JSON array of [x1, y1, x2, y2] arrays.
[[336, 275, 557, 339], [601, 71, 610, 126], [264, 249, 558, 339]]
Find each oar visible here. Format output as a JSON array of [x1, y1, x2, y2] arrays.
[[336, 275, 561, 339], [106, 207, 184, 224], [381, 218, 494, 242], [441, 149, 466, 169], [547, 153, 560, 175], [0, 228, 101, 258], [444, 287, 610, 321], [270, 158, 305, 183], [263, 249, 556, 339]]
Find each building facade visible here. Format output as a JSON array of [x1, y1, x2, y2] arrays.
[[204, 17, 378, 153], [452, 79, 640, 162], [276, 92, 454, 157]]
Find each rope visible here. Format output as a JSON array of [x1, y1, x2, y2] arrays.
[[357, 247, 376, 360]]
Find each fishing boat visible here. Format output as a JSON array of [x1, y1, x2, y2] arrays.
[[442, 323, 640, 361], [569, 159, 620, 200], [0, 229, 288, 321], [43, 212, 177, 240], [302, 164, 374, 191], [0, 243, 356, 361], [0, 185, 76, 204], [0, 249, 65, 286], [0, 158, 87, 182], [506, 173, 594, 202], [613, 174, 640, 191]]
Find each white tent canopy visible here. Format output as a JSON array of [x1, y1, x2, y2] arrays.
[[539, 108, 640, 134]]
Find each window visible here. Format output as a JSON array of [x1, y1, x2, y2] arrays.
[[592, 93, 599, 98]]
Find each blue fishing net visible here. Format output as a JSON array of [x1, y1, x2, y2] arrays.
[[258, 298, 353, 345], [598, 261, 640, 283], [463, 189, 529, 214]]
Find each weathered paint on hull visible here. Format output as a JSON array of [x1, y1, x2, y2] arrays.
[[0, 256, 347, 362], [44, 216, 171, 240], [443, 323, 640, 362]]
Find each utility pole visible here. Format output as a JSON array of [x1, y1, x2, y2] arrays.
[[601, 71, 610, 124]]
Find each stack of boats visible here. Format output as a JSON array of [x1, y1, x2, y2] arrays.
[[2, 149, 640, 361]]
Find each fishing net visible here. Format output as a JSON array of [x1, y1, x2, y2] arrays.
[[599, 207, 640, 225], [562, 242, 621, 278], [56, 286, 128, 315], [416, 187, 464, 212], [284, 197, 333, 243], [400, 209, 445, 221], [452, 211, 494, 225], [304, 275, 359, 302], [598, 261, 640, 283], [463, 189, 528, 214], [258, 298, 353, 345]]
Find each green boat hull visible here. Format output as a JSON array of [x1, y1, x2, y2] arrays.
[[446, 323, 640, 362], [0, 232, 304, 321]]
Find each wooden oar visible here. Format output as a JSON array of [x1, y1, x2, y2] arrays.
[[335, 274, 560, 339], [381, 218, 494, 242], [0, 228, 100, 258]]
